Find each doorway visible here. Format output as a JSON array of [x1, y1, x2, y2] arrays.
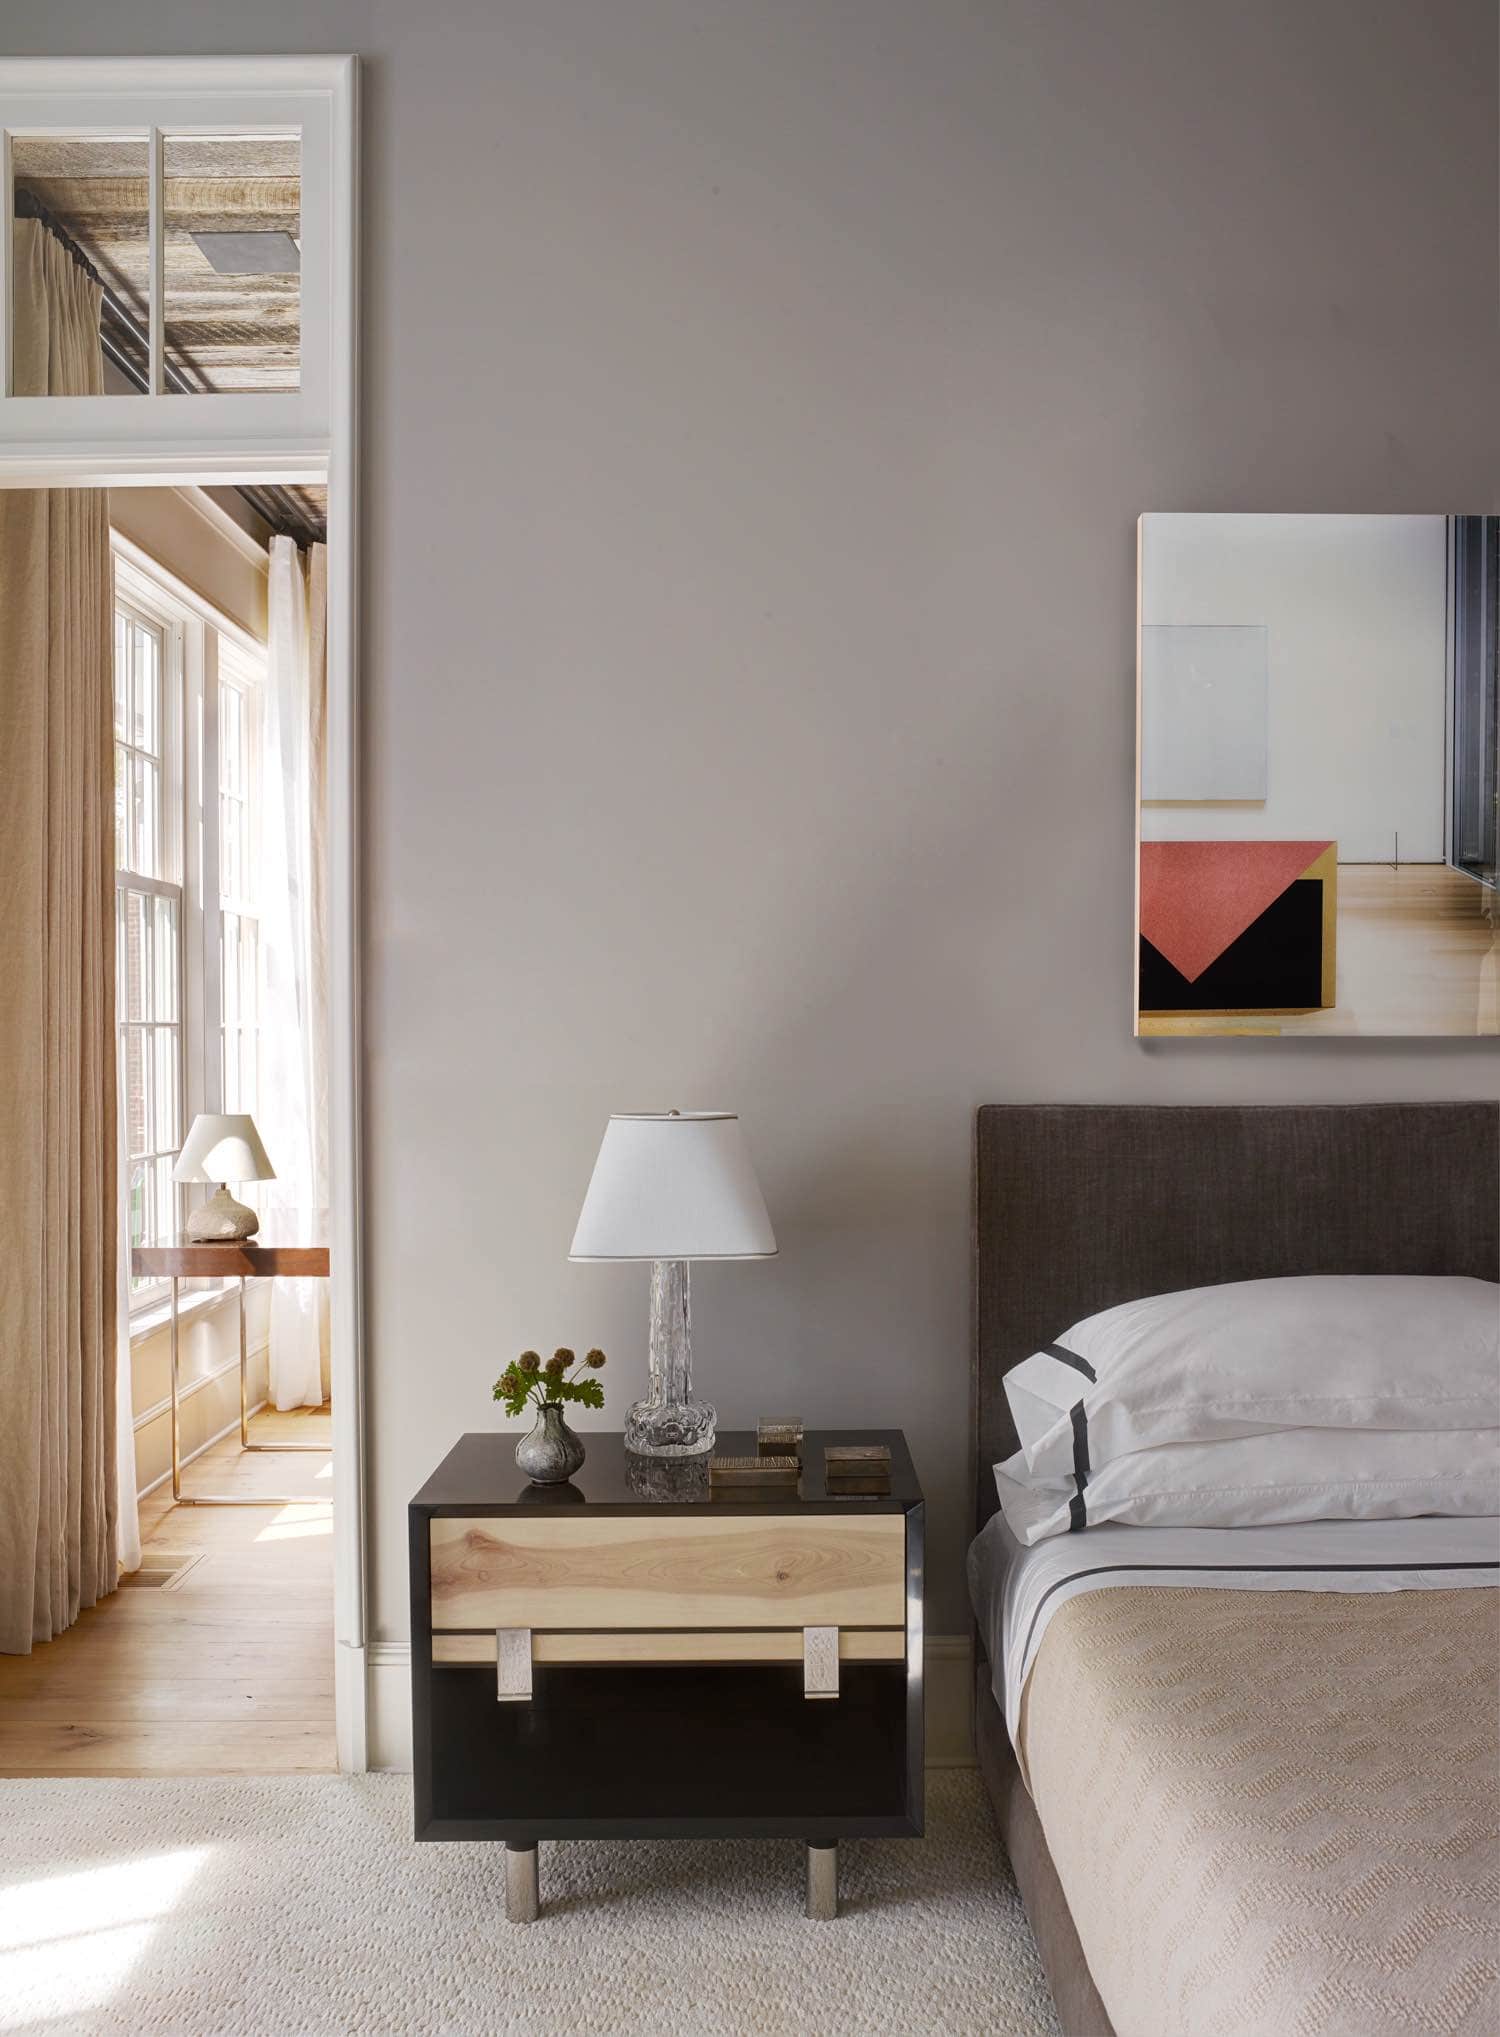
[[0, 56, 364, 1769]]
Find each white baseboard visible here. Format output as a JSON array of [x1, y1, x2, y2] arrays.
[[366, 1641, 413, 1772], [336, 1638, 369, 1774], [364, 1634, 975, 1774]]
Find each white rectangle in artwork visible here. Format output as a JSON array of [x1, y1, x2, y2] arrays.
[[1141, 623, 1268, 801]]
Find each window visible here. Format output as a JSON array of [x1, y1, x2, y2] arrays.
[[114, 587, 183, 1302], [112, 546, 266, 1308]]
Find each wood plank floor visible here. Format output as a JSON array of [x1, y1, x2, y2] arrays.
[[0, 1404, 335, 1776]]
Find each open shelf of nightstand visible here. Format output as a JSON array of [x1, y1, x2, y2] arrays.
[[425, 1660, 911, 1837]]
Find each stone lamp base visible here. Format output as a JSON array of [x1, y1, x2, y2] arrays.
[[184, 1184, 261, 1242]]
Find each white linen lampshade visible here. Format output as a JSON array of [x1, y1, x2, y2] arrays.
[[569, 1112, 777, 1263], [569, 1111, 776, 1459], [174, 1113, 277, 1186], [174, 1113, 275, 1242]]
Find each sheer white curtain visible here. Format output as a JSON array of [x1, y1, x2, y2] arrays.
[[115, 1032, 141, 1572], [259, 535, 329, 1410]]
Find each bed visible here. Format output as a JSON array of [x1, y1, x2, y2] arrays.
[[970, 1103, 1500, 2037]]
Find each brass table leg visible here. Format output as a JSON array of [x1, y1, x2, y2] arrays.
[[242, 1275, 330, 1451], [169, 1275, 182, 1502], [174, 1272, 331, 1508], [505, 1843, 539, 1923], [805, 1841, 838, 1920]]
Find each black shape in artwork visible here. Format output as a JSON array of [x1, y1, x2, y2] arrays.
[[1140, 878, 1324, 1013]]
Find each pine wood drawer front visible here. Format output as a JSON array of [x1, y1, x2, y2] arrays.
[[429, 1515, 906, 1631]]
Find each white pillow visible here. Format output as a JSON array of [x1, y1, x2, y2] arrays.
[[1005, 1275, 1500, 1491], [995, 1426, 1500, 1544]]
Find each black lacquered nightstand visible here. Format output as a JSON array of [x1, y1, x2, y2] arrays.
[[408, 1429, 924, 1920]]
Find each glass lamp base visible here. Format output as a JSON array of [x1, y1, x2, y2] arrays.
[[624, 1395, 716, 1458]]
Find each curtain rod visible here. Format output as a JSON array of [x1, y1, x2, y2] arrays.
[[13, 190, 326, 552]]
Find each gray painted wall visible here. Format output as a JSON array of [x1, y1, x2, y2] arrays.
[[15, 1, 1497, 1632]]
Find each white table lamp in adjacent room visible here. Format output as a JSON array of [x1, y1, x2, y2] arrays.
[[570, 1111, 777, 1457], [174, 1113, 276, 1242]]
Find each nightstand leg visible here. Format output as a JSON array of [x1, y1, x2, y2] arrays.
[[505, 1842, 539, 1923], [805, 1841, 838, 1921]]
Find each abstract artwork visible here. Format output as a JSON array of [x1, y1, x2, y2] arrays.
[[1136, 514, 1498, 1037], [1139, 840, 1335, 1014]]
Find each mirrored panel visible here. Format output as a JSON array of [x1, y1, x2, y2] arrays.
[[162, 132, 301, 392], [11, 135, 148, 392], [1137, 513, 1498, 1038]]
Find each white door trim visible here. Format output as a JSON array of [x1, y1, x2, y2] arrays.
[[0, 54, 368, 1770]]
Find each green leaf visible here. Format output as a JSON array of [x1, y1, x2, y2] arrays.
[[549, 1376, 605, 1411]]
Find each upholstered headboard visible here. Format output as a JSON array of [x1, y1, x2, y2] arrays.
[[973, 1102, 1499, 1532]]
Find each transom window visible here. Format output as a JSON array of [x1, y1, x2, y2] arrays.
[[0, 58, 351, 470]]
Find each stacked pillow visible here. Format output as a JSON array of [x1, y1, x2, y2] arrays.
[[995, 1274, 1500, 1544]]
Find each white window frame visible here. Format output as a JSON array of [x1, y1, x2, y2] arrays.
[[0, 57, 345, 479], [113, 544, 271, 1315], [0, 54, 365, 1774], [113, 579, 187, 1314]]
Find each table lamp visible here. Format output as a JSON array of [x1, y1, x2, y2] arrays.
[[569, 1111, 777, 1457], [174, 1112, 276, 1242]]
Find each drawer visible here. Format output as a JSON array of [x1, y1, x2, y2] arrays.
[[429, 1514, 905, 1632]]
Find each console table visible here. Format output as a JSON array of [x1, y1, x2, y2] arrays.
[[132, 1241, 331, 1506], [408, 1429, 923, 1921]]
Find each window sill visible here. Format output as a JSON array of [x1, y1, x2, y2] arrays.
[[129, 1282, 237, 1345]]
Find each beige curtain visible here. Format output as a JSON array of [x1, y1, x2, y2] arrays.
[[0, 219, 119, 1653]]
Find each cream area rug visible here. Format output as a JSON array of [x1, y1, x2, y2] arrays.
[[0, 1772, 1060, 2037]]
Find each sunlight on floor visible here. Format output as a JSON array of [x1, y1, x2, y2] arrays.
[[0, 1847, 208, 2018], [254, 1501, 334, 1543]]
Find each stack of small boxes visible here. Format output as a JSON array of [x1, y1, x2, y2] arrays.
[[706, 1426, 892, 1496], [707, 1418, 805, 1491]]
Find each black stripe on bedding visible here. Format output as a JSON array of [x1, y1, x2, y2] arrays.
[[1067, 1401, 1090, 1532], [1042, 1341, 1096, 1383], [1019, 1560, 1499, 1669]]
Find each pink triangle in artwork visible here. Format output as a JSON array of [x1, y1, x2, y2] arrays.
[[1140, 841, 1333, 984]]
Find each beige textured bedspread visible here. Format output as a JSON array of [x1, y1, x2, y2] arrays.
[[1019, 1586, 1500, 2037]]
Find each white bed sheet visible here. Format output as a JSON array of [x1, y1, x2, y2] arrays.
[[967, 1509, 1500, 1748]]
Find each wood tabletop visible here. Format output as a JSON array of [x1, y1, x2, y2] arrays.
[[131, 1242, 331, 1278]]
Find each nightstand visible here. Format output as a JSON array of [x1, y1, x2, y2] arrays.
[[408, 1429, 923, 1920]]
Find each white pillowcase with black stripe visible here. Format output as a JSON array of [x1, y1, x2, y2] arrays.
[[996, 1424, 1500, 1544], [996, 1274, 1500, 1544]]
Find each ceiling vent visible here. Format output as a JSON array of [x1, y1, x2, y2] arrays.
[[191, 230, 301, 275]]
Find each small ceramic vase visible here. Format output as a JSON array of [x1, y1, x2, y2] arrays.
[[515, 1403, 585, 1485]]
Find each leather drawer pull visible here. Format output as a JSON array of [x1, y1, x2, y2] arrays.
[[803, 1625, 839, 1701], [496, 1627, 532, 1702]]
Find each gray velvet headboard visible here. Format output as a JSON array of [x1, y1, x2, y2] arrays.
[[973, 1102, 1500, 1532]]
